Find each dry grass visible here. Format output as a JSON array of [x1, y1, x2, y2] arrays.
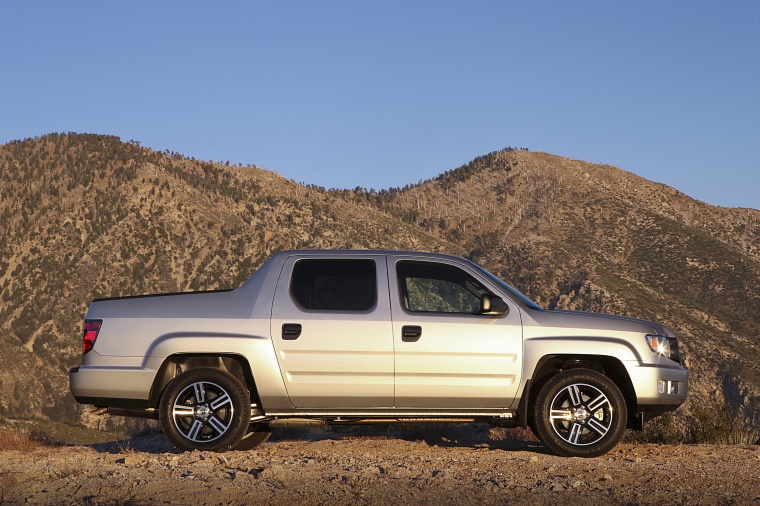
[[0, 430, 44, 451], [0, 430, 61, 451]]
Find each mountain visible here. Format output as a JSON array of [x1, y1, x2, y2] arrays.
[[1, 134, 758, 432], [351, 150, 760, 415]]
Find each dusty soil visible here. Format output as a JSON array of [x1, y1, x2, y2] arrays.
[[1, 429, 759, 505]]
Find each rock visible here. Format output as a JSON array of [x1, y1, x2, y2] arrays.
[[123, 455, 143, 467]]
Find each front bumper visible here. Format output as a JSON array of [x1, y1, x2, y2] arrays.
[[626, 362, 688, 413]]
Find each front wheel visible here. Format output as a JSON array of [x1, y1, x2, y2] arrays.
[[159, 368, 250, 452], [533, 369, 627, 457]]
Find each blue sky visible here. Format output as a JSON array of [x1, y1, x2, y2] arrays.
[[2, 1, 758, 209]]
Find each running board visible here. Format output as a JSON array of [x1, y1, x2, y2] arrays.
[[266, 416, 515, 428]]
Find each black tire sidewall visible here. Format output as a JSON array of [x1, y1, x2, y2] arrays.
[[159, 367, 250, 452], [534, 369, 627, 458]]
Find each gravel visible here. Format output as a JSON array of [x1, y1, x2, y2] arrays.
[[1, 432, 759, 505]]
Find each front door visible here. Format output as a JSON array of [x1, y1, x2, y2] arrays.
[[389, 256, 523, 409], [270, 254, 394, 409]]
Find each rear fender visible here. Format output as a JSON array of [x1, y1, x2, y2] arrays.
[[146, 335, 291, 411]]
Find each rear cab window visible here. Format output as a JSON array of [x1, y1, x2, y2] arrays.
[[290, 259, 376, 311]]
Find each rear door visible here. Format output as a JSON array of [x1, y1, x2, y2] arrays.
[[389, 256, 523, 409], [270, 254, 394, 409]]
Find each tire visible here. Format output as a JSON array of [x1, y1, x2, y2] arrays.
[[527, 416, 542, 443], [160, 367, 250, 452], [533, 369, 627, 457], [233, 423, 272, 451]]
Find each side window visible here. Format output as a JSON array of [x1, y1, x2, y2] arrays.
[[291, 259, 376, 311], [397, 261, 489, 314]]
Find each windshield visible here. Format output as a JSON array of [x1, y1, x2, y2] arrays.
[[469, 262, 543, 310]]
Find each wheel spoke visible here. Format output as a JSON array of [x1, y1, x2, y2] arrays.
[[173, 405, 195, 418], [587, 417, 609, 436], [550, 409, 573, 420], [192, 382, 206, 403], [587, 393, 608, 412], [206, 415, 229, 436], [566, 384, 583, 406], [210, 392, 231, 411], [186, 419, 204, 441], [568, 423, 583, 444]]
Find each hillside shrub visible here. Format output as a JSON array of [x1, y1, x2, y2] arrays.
[[624, 412, 684, 445], [626, 400, 759, 446], [685, 402, 758, 445]]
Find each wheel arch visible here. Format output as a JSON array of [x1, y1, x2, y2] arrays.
[[148, 353, 259, 408], [525, 354, 637, 425]]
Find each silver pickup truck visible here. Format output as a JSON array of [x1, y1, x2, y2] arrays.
[[70, 250, 687, 457]]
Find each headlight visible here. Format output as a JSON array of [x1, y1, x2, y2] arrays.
[[646, 335, 681, 364]]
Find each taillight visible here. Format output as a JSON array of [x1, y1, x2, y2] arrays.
[[83, 319, 102, 355]]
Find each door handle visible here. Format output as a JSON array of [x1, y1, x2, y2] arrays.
[[401, 325, 422, 342], [282, 323, 302, 340]]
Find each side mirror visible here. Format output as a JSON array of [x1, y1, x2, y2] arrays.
[[480, 294, 508, 316]]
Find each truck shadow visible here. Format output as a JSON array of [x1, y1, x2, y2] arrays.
[[89, 424, 551, 455], [269, 423, 552, 453], [416, 435, 549, 454], [90, 432, 181, 454]]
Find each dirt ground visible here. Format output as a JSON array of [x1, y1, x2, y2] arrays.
[[1, 429, 759, 505]]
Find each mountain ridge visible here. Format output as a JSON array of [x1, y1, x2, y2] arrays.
[[1, 133, 758, 433]]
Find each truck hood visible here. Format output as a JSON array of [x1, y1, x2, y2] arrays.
[[527, 308, 674, 337]]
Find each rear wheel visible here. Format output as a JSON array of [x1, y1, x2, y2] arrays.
[[533, 369, 626, 457], [160, 368, 250, 452]]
